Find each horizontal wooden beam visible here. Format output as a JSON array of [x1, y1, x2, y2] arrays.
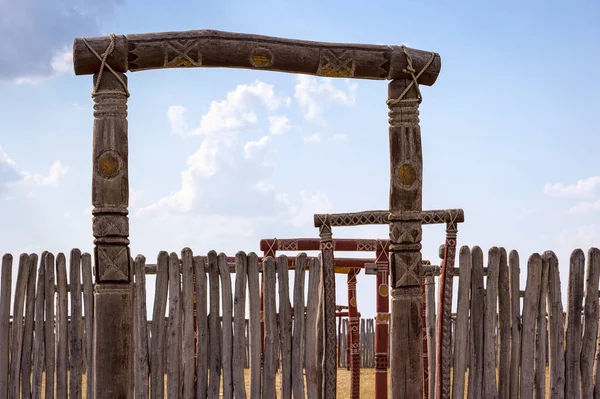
[[72, 29, 441, 84], [313, 209, 465, 227], [260, 238, 388, 253]]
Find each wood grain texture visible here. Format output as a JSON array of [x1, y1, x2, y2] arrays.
[[535, 253, 549, 399], [233, 252, 248, 399], [483, 247, 499, 399], [181, 248, 195, 399], [207, 251, 221, 398], [246, 253, 261, 399], [151, 251, 168, 399], [20, 254, 37, 398], [55, 253, 69, 398], [520, 253, 543, 399], [81, 253, 94, 399], [68, 249, 83, 399], [166, 252, 181, 399], [426, 275, 437, 399], [305, 257, 322, 399], [565, 249, 584, 399], [545, 251, 565, 399], [263, 257, 277, 398], [133, 255, 149, 399], [497, 248, 511, 399], [508, 250, 521, 399], [9, 254, 31, 399], [467, 247, 484, 399], [73, 30, 441, 86], [277, 255, 293, 399], [218, 252, 234, 399], [0, 254, 11, 399], [451, 246, 471, 399], [32, 253, 46, 399], [194, 256, 209, 399], [582, 248, 600, 399], [44, 252, 56, 399], [292, 254, 307, 399]]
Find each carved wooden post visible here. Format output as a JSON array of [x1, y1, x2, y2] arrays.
[[436, 222, 458, 399], [387, 78, 424, 399], [347, 268, 360, 399], [422, 259, 432, 398], [91, 69, 133, 399], [318, 218, 336, 398], [375, 239, 390, 398]]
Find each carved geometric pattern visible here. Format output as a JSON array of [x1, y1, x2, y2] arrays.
[[390, 222, 422, 244], [317, 49, 355, 77], [93, 215, 129, 238], [375, 354, 388, 370], [163, 40, 202, 68], [438, 226, 458, 399], [316, 211, 389, 227], [421, 209, 463, 225], [356, 239, 376, 252], [96, 245, 129, 282], [320, 247, 337, 398], [278, 239, 298, 251], [392, 251, 421, 287]]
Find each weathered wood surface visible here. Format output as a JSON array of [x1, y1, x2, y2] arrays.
[[56, 253, 69, 398], [277, 255, 293, 399], [194, 256, 209, 399], [69, 250, 83, 399], [207, 251, 221, 397], [10, 254, 31, 399], [21, 254, 37, 398], [483, 247, 499, 399], [32, 253, 46, 399], [134, 255, 149, 399], [520, 253, 543, 399], [313, 209, 464, 227], [0, 254, 10, 399], [508, 250, 521, 399], [263, 257, 277, 398], [565, 249, 584, 399], [305, 257, 322, 399], [582, 248, 600, 399], [180, 249, 194, 399], [426, 275, 437, 399], [219, 252, 234, 399], [293, 254, 307, 399], [246, 253, 261, 399], [151, 252, 169, 399], [73, 30, 441, 85], [451, 246, 471, 399], [545, 251, 565, 398], [535, 252, 549, 399], [81, 252, 94, 399], [45, 252, 56, 399], [467, 246, 484, 399], [497, 248, 511, 399], [166, 252, 181, 399], [233, 252, 248, 399]]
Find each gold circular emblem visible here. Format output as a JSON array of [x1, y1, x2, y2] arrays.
[[97, 151, 121, 179], [378, 284, 389, 297], [350, 297, 357, 307], [397, 164, 417, 187], [250, 47, 274, 67]]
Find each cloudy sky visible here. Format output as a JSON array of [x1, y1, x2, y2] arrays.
[[1, 0, 599, 316]]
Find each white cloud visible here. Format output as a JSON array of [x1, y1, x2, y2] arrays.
[[244, 136, 271, 160], [330, 134, 348, 142], [544, 176, 600, 197], [268, 115, 291, 135], [21, 160, 68, 187], [167, 105, 189, 136], [302, 134, 321, 143], [294, 75, 358, 123], [557, 224, 600, 252], [569, 200, 600, 214], [50, 49, 73, 75], [277, 190, 334, 228]]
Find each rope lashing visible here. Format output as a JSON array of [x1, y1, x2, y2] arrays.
[[81, 33, 130, 98], [387, 46, 437, 105]]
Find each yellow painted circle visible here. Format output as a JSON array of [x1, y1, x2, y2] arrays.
[[97, 151, 120, 179], [378, 284, 389, 297], [349, 297, 357, 307]]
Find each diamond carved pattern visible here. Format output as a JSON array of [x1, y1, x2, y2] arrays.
[[96, 245, 129, 282], [392, 252, 421, 287]]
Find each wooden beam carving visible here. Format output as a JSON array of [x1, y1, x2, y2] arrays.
[[72, 30, 441, 84]]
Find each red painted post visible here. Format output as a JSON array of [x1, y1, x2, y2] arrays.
[[422, 260, 431, 398], [348, 268, 360, 399], [375, 240, 390, 399]]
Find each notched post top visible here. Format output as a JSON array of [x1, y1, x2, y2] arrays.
[[72, 29, 441, 84]]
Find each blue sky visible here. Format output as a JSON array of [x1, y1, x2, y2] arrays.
[[1, 0, 599, 316]]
